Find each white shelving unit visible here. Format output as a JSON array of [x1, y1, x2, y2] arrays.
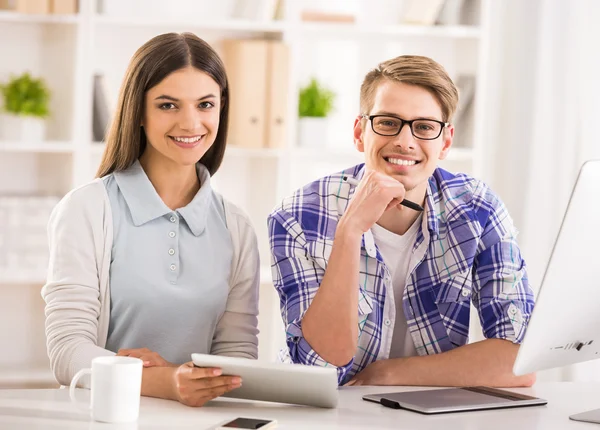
[[0, 0, 491, 386]]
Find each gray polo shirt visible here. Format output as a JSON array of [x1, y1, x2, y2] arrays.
[[103, 160, 233, 364]]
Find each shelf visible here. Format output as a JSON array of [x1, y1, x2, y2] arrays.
[[0, 367, 56, 387], [0, 141, 74, 154], [91, 16, 479, 39], [94, 15, 286, 33], [0, 10, 79, 24], [296, 22, 481, 39]]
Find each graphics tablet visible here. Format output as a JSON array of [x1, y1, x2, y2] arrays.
[[363, 386, 547, 414], [191, 353, 338, 408]]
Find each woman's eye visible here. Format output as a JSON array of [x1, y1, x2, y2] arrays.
[[159, 103, 176, 110], [199, 101, 214, 109]]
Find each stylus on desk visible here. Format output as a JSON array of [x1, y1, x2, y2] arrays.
[[342, 175, 424, 212]]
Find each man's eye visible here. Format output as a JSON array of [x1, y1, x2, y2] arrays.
[[416, 124, 433, 131]]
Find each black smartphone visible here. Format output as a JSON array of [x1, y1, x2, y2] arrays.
[[216, 417, 277, 429]]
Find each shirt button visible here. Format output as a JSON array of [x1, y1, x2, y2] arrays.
[[169, 231, 176, 238], [510, 307, 518, 315], [170, 264, 176, 271], [168, 248, 175, 256], [169, 215, 176, 223], [384, 319, 391, 326], [461, 289, 470, 297]]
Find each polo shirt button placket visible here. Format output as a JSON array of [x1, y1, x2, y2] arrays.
[[168, 213, 179, 284]]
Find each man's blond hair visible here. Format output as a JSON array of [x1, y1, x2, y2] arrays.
[[360, 55, 459, 122]]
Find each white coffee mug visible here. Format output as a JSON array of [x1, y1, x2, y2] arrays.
[[70, 356, 143, 423]]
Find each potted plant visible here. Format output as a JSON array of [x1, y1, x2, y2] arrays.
[[0, 72, 51, 142], [297, 78, 335, 147]]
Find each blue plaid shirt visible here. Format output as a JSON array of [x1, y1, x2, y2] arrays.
[[268, 164, 535, 385]]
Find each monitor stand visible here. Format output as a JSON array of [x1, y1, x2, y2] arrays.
[[570, 408, 600, 424]]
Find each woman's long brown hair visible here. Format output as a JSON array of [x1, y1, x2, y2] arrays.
[[96, 32, 229, 178]]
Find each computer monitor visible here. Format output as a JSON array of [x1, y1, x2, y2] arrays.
[[513, 159, 600, 424]]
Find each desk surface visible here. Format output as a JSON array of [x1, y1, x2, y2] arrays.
[[0, 383, 598, 429]]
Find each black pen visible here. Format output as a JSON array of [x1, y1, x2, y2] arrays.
[[342, 175, 424, 212]]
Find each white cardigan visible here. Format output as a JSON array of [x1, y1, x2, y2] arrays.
[[41, 178, 260, 386]]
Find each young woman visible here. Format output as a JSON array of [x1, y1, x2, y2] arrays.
[[42, 33, 259, 407]]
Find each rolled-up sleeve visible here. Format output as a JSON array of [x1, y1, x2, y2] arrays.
[[268, 210, 353, 384], [472, 193, 535, 344]]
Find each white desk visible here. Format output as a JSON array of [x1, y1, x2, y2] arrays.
[[0, 383, 598, 429]]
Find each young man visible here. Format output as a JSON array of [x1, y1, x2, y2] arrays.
[[268, 55, 536, 387]]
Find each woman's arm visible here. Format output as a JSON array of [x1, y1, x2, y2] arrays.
[[42, 184, 115, 386], [211, 202, 259, 359]]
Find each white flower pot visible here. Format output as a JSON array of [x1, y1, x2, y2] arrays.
[[0, 114, 46, 142], [297, 117, 330, 148]]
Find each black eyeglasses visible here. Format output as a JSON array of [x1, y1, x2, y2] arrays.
[[361, 114, 449, 140]]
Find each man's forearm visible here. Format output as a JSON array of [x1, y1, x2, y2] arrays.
[[301, 225, 362, 366], [141, 366, 178, 400], [384, 339, 535, 387]]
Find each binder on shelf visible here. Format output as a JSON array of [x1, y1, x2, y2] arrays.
[[265, 41, 289, 149], [233, 0, 280, 21], [435, 0, 464, 26], [401, 0, 446, 25], [221, 39, 269, 149], [300, 10, 356, 23], [435, 0, 481, 26], [49, 0, 77, 14], [14, 0, 50, 14]]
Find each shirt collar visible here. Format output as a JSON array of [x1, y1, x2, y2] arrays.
[[177, 164, 212, 236], [113, 160, 212, 236]]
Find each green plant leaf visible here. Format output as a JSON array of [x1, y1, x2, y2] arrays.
[[0, 72, 51, 118], [298, 78, 335, 118]]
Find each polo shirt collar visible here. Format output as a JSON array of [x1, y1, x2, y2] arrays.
[[113, 160, 212, 236]]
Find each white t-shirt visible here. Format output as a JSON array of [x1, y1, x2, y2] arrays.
[[371, 215, 423, 358]]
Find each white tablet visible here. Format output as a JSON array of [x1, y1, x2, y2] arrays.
[[191, 353, 338, 408]]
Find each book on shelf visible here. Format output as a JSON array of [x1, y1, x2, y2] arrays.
[[232, 0, 281, 21], [435, 0, 481, 26], [0, 0, 49, 14], [49, 0, 77, 14], [221, 39, 289, 149], [401, 0, 446, 25], [264, 41, 289, 149], [0, 0, 77, 14], [300, 10, 356, 23], [435, 0, 464, 26]]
